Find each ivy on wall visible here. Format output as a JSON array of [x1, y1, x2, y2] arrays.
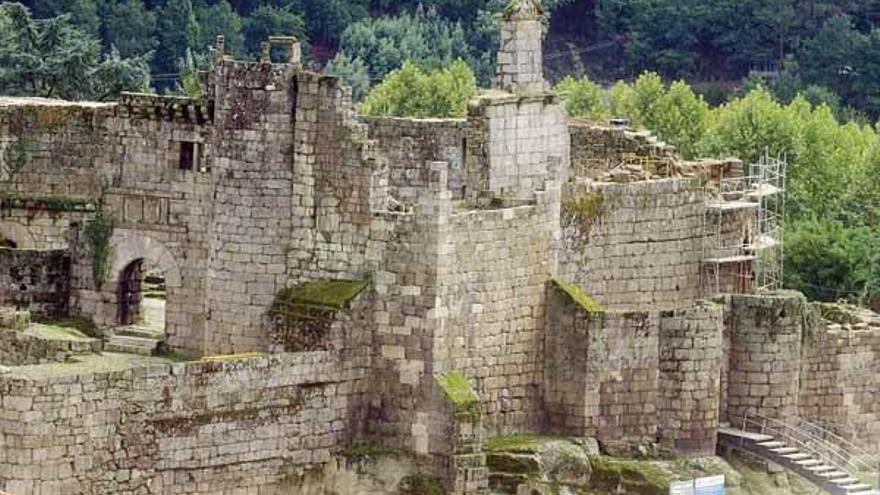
[[84, 205, 115, 289]]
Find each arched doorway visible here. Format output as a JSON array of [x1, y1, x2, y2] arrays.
[[117, 258, 166, 331], [1, 238, 17, 248]]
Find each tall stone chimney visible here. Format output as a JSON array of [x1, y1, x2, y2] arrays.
[[495, 0, 546, 94]]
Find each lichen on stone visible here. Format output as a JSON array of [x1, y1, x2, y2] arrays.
[[552, 278, 604, 313]]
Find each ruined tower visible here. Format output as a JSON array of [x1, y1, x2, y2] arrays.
[[495, 0, 546, 94]]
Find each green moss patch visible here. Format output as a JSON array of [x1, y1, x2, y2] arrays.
[[485, 434, 556, 453], [271, 279, 370, 317], [33, 315, 99, 338], [269, 278, 370, 352], [0, 194, 96, 214], [590, 456, 670, 495], [553, 278, 604, 313], [434, 370, 479, 406], [399, 474, 444, 495]]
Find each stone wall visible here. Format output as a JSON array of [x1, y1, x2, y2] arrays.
[[657, 303, 723, 456], [560, 178, 704, 311], [0, 247, 70, 317], [467, 94, 569, 201], [443, 195, 556, 433], [0, 351, 368, 495], [544, 284, 659, 444], [0, 327, 100, 366], [495, 3, 544, 94], [724, 293, 803, 423], [569, 122, 679, 181], [365, 117, 468, 201], [799, 317, 880, 451]]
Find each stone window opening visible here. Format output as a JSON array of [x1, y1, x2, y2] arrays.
[[178, 141, 197, 171], [117, 258, 166, 333]]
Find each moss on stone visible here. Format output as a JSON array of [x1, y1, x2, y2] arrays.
[[434, 370, 479, 406], [271, 278, 370, 317], [562, 192, 607, 236], [342, 442, 405, 461], [399, 474, 445, 495], [553, 278, 604, 313], [484, 434, 565, 453], [33, 314, 99, 338], [590, 456, 670, 495]]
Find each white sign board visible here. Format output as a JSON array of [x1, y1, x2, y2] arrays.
[[671, 475, 725, 495], [670, 480, 695, 495]]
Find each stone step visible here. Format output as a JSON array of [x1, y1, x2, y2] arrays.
[[833, 477, 861, 485], [782, 453, 812, 461], [757, 441, 786, 448], [842, 485, 874, 493], [770, 447, 800, 455], [806, 465, 837, 473], [818, 471, 850, 479], [105, 335, 160, 356], [794, 459, 823, 467], [117, 326, 164, 340]]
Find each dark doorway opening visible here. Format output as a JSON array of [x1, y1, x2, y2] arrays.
[[1, 238, 17, 248], [117, 259, 166, 331]]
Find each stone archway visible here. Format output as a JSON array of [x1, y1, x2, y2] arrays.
[[0, 221, 36, 249], [105, 230, 182, 333]]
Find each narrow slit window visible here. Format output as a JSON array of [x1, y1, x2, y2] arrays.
[[179, 142, 195, 171]]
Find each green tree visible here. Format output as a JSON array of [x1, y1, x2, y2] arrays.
[[325, 52, 371, 101], [30, 0, 98, 34], [785, 217, 879, 302], [359, 59, 477, 118], [335, 7, 473, 84], [195, 0, 244, 56], [155, 0, 200, 75], [99, 0, 157, 58], [650, 81, 710, 159], [553, 75, 608, 122], [0, 2, 150, 100], [241, 5, 306, 57]]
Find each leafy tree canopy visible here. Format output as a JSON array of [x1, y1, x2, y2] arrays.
[[0, 2, 150, 100], [359, 59, 477, 118]]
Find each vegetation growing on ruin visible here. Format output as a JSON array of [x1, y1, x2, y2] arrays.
[[33, 314, 99, 338], [561, 192, 607, 238], [552, 278, 604, 314], [83, 205, 115, 289], [0, 194, 95, 215], [399, 474, 444, 495], [343, 442, 405, 461], [269, 278, 370, 352], [434, 370, 479, 406]]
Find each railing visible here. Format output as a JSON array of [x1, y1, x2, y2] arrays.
[[740, 412, 878, 485]]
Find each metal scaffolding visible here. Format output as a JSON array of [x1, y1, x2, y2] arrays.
[[701, 153, 787, 295]]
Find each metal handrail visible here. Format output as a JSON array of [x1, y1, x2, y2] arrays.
[[752, 412, 875, 474], [741, 414, 853, 473], [741, 412, 876, 477], [796, 417, 877, 468]]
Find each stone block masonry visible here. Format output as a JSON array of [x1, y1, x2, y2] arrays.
[[799, 313, 880, 452], [0, 248, 70, 317], [724, 292, 804, 423], [560, 178, 704, 312], [0, 351, 368, 495], [658, 303, 723, 456]]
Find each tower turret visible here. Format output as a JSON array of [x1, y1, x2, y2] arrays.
[[495, 0, 546, 94]]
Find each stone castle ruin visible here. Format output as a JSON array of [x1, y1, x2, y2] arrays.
[[1, 2, 880, 494]]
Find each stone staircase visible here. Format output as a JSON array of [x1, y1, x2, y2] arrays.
[[104, 326, 163, 356], [719, 419, 879, 495]]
